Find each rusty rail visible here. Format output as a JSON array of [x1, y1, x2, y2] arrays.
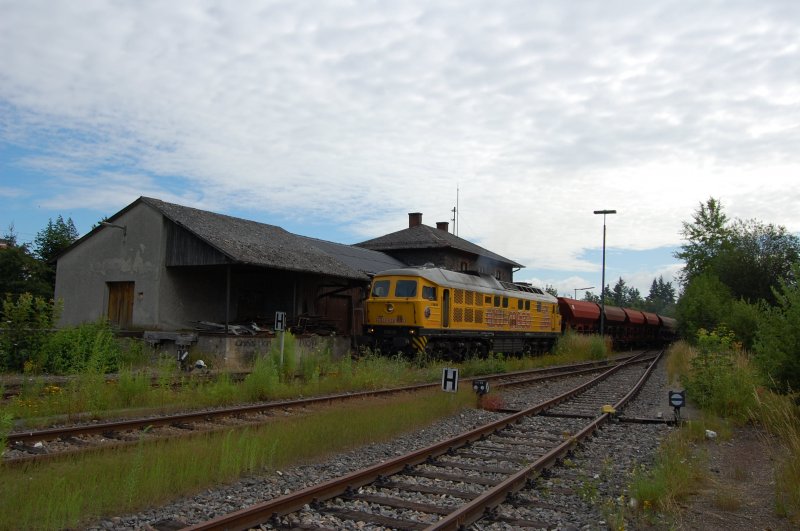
[[183, 350, 659, 531]]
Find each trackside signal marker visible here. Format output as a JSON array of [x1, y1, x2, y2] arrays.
[[442, 368, 459, 392]]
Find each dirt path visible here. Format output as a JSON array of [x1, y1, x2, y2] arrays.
[[669, 425, 793, 530]]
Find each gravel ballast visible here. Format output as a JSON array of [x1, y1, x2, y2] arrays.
[[88, 357, 676, 530]]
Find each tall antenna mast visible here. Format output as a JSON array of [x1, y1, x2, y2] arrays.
[[452, 184, 459, 236]]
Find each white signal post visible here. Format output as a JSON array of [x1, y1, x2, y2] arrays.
[[274, 311, 287, 365]]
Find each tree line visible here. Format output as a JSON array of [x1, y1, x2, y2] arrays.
[[1, 216, 80, 300], [577, 276, 677, 316], [674, 197, 800, 392]]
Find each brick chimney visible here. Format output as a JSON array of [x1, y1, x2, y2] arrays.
[[408, 212, 422, 228], [436, 221, 449, 232]]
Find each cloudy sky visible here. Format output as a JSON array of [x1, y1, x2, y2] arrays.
[[1, 0, 799, 298]]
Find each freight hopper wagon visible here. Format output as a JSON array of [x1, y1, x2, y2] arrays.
[[558, 297, 678, 348], [364, 266, 561, 358]]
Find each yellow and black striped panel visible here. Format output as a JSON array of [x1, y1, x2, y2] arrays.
[[411, 336, 428, 353]]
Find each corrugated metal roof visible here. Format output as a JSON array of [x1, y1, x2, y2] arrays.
[[355, 224, 524, 268], [141, 197, 392, 281]]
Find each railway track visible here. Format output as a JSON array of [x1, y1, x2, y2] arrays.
[[4, 354, 651, 464], [0, 371, 251, 400], [182, 350, 662, 530]]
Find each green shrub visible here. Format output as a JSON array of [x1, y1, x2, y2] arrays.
[[683, 327, 760, 421], [754, 264, 800, 392], [0, 293, 61, 372], [40, 320, 121, 374]]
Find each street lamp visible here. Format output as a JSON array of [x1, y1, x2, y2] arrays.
[[593, 209, 616, 337], [574, 286, 595, 300]]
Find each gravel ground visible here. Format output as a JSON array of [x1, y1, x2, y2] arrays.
[[87, 358, 676, 530]]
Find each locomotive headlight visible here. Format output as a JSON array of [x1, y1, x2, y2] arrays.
[[424, 306, 431, 318], [386, 303, 394, 313], [367, 327, 374, 334]]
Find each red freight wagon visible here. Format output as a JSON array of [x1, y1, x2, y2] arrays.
[[557, 298, 600, 334]]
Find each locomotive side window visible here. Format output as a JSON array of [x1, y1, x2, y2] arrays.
[[502, 297, 509, 308], [422, 285, 436, 300], [485, 296, 492, 304], [371, 280, 390, 297], [537, 301, 542, 312], [517, 300, 523, 310], [395, 280, 418, 298], [525, 300, 531, 310], [493, 295, 500, 307]]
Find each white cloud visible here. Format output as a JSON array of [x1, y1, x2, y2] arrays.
[[1, 0, 799, 284]]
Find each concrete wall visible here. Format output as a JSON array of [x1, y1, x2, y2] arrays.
[[55, 203, 167, 327], [192, 333, 351, 370]]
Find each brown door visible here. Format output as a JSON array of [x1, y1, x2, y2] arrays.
[[107, 282, 134, 328]]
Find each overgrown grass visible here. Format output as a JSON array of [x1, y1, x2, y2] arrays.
[[553, 331, 611, 361], [629, 431, 707, 515], [0, 388, 472, 530], [753, 390, 800, 519], [3, 334, 616, 426], [630, 336, 800, 525]]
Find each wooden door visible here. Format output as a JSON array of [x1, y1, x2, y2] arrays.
[[107, 282, 134, 328]]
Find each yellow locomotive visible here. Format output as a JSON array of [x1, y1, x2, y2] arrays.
[[363, 266, 561, 358]]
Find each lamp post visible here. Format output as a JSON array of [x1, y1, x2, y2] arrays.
[[574, 286, 595, 300], [593, 209, 616, 337]]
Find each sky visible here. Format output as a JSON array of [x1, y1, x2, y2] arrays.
[[1, 0, 799, 299]]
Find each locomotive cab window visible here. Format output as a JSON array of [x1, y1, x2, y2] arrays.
[[537, 301, 542, 312], [493, 295, 500, 307], [502, 297, 509, 308], [525, 300, 531, 310], [371, 280, 390, 297], [517, 300, 523, 310], [395, 280, 417, 298], [422, 285, 436, 300]]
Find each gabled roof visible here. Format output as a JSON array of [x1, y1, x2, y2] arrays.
[[59, 196, 402, 281], [140, 197, 402, 280], [355, 224, 524, 268], [298, 235, 405, 275]]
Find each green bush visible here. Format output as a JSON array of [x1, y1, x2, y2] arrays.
[[0, 293, 61, 372], [40, 320, 121, 374], [754, 264, 800, 392], [676, 274, 733, 343], [683, 327, 760, 421]]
